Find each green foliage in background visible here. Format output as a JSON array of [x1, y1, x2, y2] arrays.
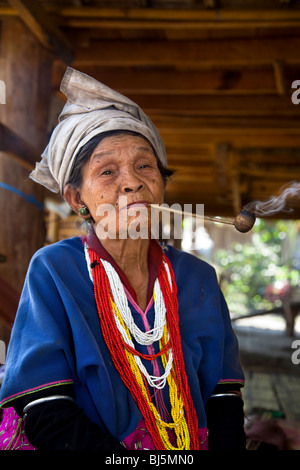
[[215, 219, 300, 315]]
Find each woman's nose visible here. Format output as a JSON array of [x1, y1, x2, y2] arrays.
[[121, 172, 144, 193], [124, 184, 143, 193]]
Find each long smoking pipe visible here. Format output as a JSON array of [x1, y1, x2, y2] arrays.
[[150, 204, 256, 233]]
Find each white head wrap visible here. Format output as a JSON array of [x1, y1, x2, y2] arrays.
[[30, 67, 167, 194]]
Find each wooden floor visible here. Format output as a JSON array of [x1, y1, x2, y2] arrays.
[[234, 322, 300, 450], [243, 370, 300, 422]]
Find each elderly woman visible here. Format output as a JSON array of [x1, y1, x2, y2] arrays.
[[0, 68, 245, 451]]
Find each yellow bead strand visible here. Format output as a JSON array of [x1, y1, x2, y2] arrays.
[[110, 297, 191, 450]]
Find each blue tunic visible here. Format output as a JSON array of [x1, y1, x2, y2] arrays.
[[0, 237, 244, 441]]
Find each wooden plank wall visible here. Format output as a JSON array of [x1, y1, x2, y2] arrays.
[[0, 17, 53, 333]]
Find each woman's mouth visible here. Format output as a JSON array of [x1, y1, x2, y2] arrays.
[[126, 200, 150, 209]]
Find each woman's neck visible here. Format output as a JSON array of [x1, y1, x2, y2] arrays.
[[101, 237, 150, 310], [101, 237, 148, 271]]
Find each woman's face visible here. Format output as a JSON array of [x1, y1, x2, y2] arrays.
[[77, 133, 165, 238]]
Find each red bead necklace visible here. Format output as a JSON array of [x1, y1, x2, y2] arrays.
[[87, 245, 199, 450]]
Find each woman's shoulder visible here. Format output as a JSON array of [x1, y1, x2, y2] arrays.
[[162, 243, 216, 277], [30, 236, 85, 266]]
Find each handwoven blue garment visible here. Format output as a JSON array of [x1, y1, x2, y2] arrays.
[[0, 236, 244, 441]]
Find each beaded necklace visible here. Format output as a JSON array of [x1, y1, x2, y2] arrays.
[[85, 242, 199, 450]]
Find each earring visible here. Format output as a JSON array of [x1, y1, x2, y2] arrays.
[[78, 206, 90, 217]]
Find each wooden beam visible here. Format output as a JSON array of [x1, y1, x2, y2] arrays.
[[7, 0, 74, 63], [214, 144, 242, 213], [59, 17, 300, 30], [0, 21, 50, 291], [3, 6, 300, 34], [240, 166, 300, 180], [0, 6, 16, 16], [273, 60, 286, 96], [0, 274, 19, 327], [54, 89, 300, 119], [215, 143, 230, 188], [170, 166, 214, 184], [130, 95, 299, 117], [0, 123, 40, 168], [38, 3, 300, 23], [73, 38, 300, 67], [229, 152, 242, 214], [150, 115, 300, 131], [53, 65, 280, 95], [0, 18, 54, 151], [239, 148, 300, 164], [160, 129, 300, 148]]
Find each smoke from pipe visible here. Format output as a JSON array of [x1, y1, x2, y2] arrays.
[[243, 181, 300, 217]]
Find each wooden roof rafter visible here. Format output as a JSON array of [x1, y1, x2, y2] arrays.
[[5, 0, 74, 63]]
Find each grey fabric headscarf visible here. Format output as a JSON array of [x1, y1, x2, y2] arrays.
[[30, 67, 167, 194]]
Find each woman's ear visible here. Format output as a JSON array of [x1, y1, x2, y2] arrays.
[[64, 184, 84, 215]]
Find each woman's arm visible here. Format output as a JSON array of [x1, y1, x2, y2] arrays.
[[13, 388, 125, 451], [205, 392, 246, 450]]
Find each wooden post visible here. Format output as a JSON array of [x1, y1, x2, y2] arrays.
[[0, 17, 54, 333], [0, 18, 54, 150]]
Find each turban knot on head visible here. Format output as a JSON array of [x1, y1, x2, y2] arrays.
[[30, 67, 167, 194]]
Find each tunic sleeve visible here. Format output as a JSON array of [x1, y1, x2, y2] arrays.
[[216, 288, 245, 391], [0, 250, 75, 408]]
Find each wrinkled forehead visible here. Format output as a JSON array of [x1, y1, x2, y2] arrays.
[[90, 132, 156, 159]]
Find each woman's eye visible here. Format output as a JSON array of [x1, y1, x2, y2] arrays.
[[101, 170, 112, 175], [139, 164, 150, 169]]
